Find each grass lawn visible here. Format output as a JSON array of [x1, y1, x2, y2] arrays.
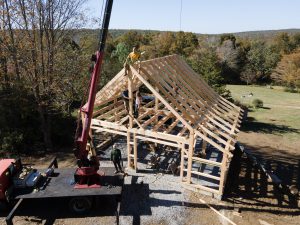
[[227, 85, 300, 142]]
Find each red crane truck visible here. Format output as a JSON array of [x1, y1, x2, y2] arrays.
[[0, 0, 123, 224]]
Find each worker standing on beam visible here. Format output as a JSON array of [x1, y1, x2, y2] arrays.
[[124, 45, 145, 74]]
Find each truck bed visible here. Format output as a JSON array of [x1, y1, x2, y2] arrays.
[[13, 167, 124, 199]]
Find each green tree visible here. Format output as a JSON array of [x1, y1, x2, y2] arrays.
[[188, 47, 224, 92], [172, 31, 198, 56], [274, 32, 293, 54], [219, 34, 236, 46], [111, 42, 130, 65], [116, 30, 144, 49], [246, 41, 280, 83], [292, 33, 300, 49]]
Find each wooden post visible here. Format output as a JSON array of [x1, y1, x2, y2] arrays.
[[202, 131, 207, 155], [127, 131, 131, 169], [133, 132, 138, 171], [219, 143, 230, 195], [126, 69, 134, 169], [180, 143, 184, 181], [114, 98, 119, 122], [155, 87, 159, 120], [128, 71, 133, 128], [187, 131, 195, 184], [219, 154, 227, 195]]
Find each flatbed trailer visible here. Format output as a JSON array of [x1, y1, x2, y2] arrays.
[[5, 158, 124, 225]]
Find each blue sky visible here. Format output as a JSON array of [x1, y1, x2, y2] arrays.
[[86, 0, 300, 34]]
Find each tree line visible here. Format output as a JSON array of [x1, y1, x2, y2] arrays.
[[0, 0, 89, 154], [103, 30, 300, 91], [1, 1, 299, 154]]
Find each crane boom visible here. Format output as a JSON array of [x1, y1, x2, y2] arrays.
[[75, 0, 114, 168]]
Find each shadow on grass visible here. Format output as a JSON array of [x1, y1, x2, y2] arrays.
[[242, 117, 300, 134], [260, 106, 271, 110]]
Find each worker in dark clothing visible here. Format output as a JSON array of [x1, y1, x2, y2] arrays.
[[111, 144, 123, 174], [122, 89, 129, 112]]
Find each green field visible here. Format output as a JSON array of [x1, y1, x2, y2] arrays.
[[227, 85, 300, 141]]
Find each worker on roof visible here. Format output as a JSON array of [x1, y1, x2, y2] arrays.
[[124, 45, 145, 74]]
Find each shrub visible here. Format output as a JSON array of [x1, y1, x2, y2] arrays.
[[233, 99, 249, 108], [0, 131, 24, 155], [252, 99, 264, 108], [284, 86, 298, 93]]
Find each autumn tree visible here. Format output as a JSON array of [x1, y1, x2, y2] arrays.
[[0, 0, 88, 150], [272, 49, 300, 90], [152, 32, 176, 57]]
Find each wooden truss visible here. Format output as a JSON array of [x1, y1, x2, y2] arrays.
[[90, 54, 243, 197]]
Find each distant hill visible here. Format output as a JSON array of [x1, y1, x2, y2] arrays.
[[110, 28, 300, 39], [77, 28, 300, 42], [231, 29, 300, 39]]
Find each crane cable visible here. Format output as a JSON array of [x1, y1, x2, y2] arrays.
[[80, 0, 106, 112], [179, 0, 183, 31]]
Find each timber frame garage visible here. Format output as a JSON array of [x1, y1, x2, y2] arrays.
[[90, 54, 243, 198]]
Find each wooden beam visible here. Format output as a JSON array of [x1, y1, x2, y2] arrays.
[[147, 61, 200, 122], [141, 111, 164, 128], [152, 113, 173, 131], [97, 104, 124, 120], [187, 131, 195, 183], [181, 182, 220, 195], [128, 71, 133, 128], [184, 155, 222, 167], [92, 126, 127, 136], [198, 124, 235, 151], [164, 118, 179, 134], [135, 135, 180, 148], [133, 132, 138, 171], [162, 57, 241, 134], [184, 169, 221, 181], [130, 66, 193, 131], [92, 119, 188, 143], [93, 98, 121, 117], [195, 130, 232, 157], [180, 143, 185, 180]]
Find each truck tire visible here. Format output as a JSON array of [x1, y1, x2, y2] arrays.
[[69, 197, 92, 214]]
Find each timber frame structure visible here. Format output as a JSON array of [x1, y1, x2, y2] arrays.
[[90, 54, 243, 197]]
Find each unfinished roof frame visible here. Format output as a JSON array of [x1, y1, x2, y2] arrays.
[[90, 55, 243, 197]]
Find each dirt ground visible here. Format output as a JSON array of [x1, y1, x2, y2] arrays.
[[0, 131, 299, 225]]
